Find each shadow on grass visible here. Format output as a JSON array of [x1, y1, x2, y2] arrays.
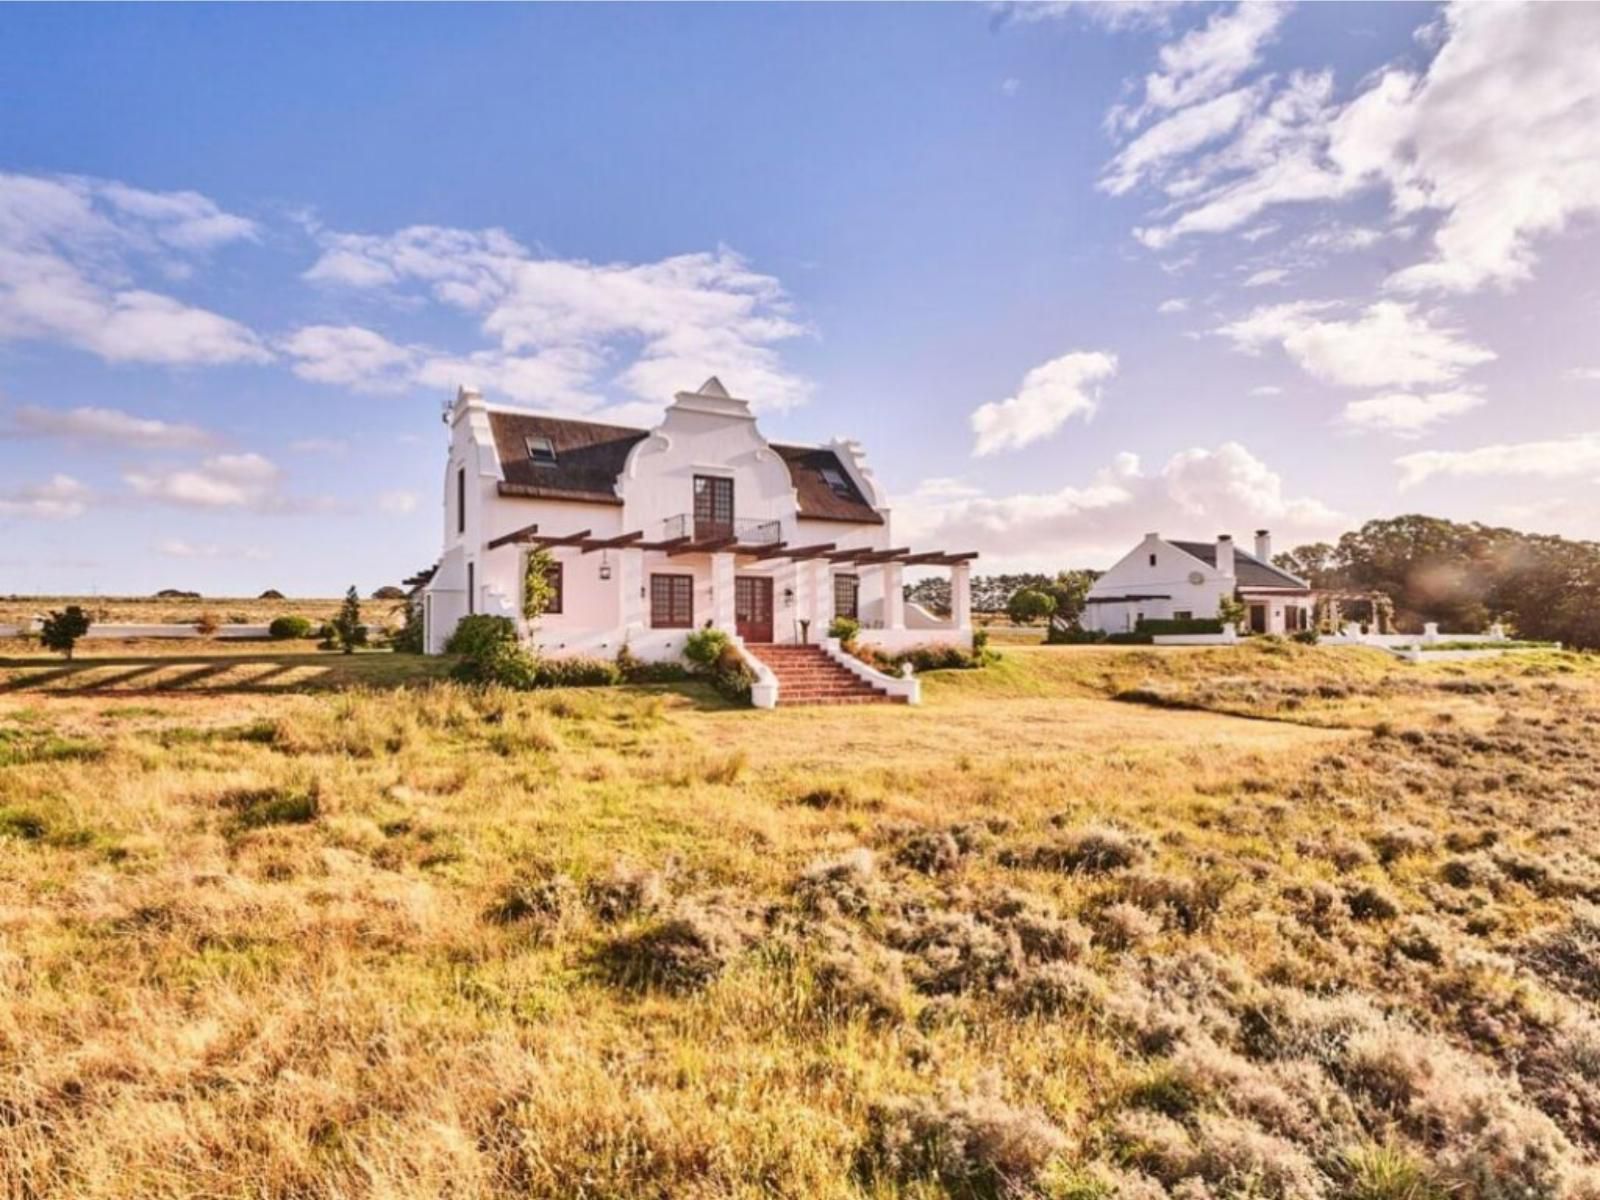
[[0, 653, 450, 696]]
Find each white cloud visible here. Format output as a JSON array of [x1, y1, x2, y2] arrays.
[[296, 227, 810, 412], [970, 350, 1118, 456], [155, 538, 269, 561], [1000, 78, 1022, 97], [0, 474, 90, 519], [900, 440, 1339, 568], [1396, 432, 1600, 489], [1249, 384, 1284, 396], [0, 172, 267, 366], [1338, 389, 1485, 437], [1126, 2, 1289, 124], [1108, 3, 1600, 296], [1217, 299, 1493, 389], [378, 489, 419, 515], [125, 451, 283, 509], [1241, 267, 1288, 287], [7, 404, 215, 448], [1101, 83, 1264, 195], [1567, 368, 1600, 383], [1157, 298, 1190, 315]]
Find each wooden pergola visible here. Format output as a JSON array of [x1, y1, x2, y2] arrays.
[[484, 522, 977, 566]]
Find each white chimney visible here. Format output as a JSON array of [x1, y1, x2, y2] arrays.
[[1215, 534, 1235, 578], [1255, 529, 1272, 562]]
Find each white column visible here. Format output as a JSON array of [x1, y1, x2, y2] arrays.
[[813, 560, 834, 638], [710, 552, 736, 631], [620, 548, 644, 633], [881, 562, 905, 630], [950, 562, 972, 631], [790, 559, 809, 644]]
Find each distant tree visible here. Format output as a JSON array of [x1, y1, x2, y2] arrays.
[[371, 585, 406, 600], [258, 589, 286, 600], [40, 605, 92, 660], [155, 588, 201, 600], [329, 586, 367, 654], [1043, 570, 1098, 628], [904, 576, 951, 616], [1274, 542, 1336, 585], [1007, 588, 1057, 626]]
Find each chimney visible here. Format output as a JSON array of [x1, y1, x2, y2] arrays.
[[1215, 534, 1235, 578], [1255, 529, 1272, 562]]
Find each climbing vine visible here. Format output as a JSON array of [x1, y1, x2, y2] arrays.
[[523, 547, 557, 622]]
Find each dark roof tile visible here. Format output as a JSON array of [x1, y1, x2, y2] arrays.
[[1169, 540, 1309, 589]]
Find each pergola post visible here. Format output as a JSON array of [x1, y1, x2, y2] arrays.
[[710, 552, 736, 632], [950, 560, 972, 631], [812, 559, 834, 638], [619, 547, 644, 633], [881, 561, 905, 631]]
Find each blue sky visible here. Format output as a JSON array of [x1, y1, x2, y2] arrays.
[[3, 2, 1599, 594]]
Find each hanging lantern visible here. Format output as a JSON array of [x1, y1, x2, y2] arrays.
[[599, 550, 613, 581]]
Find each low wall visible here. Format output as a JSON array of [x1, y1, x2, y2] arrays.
[[1151, 629, 1240, 647], [823, 638, 920, 704], [854, 626, 971, 652]]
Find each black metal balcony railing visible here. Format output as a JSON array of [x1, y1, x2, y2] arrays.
[[662, 514, 783, 545]]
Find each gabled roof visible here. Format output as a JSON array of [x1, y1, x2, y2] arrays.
[[485, 410, 884, 523], [1169, 540, 1309, 589], [770, 444, 883, 525], [489, 411, 649, 505]]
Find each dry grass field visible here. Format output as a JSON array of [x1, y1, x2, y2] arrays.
[[0, 595, 357, 627], [3, 642, 1599, 1199]]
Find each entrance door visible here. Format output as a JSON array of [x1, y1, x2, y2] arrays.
[[735, 576, 774, 643], [1249, 604, 1268, 634]]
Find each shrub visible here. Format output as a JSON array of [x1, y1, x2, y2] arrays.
[[1105, 631, 1155, 645], [1018, 825, 1146, 875], [1293, 629, 1321, 645], [533, 656, 621, 688], [194, 611, 220, 637], [1047, 624, 1107, 645], [1007, 587, 1057, 626], [390, 602, 424, 654], [584, 863, 665, 922], [328, 587, 367, 654], [795, 848, 881, 917], [616, 644, 690, 684], [711, 643, 755, 702], [857, 1079, 1067, 1198], [268, 615, 314, 640], [683, 627, 729, 668], [828, 616, 860, 643], [445, 614, 518, 658], [451, 641, 540, 688], [599, 903, 748, 992], [1135, 617, 1225, 636], [813, 949, 906, 1025]]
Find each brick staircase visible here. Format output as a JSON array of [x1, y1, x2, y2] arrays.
[[749, 644, 904, 706]]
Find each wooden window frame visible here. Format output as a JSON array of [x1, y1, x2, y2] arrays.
[[833, 572, 860, 620], [467, 561, 475, 615], [693, 474, 734, 539], [525, 435, 557, 467], [650, 573, 694, 629], [543, 558, 564, 615]]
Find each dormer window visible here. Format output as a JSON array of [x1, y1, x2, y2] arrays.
[[525, 435, 557, 467], [820, 465, 853, 497]]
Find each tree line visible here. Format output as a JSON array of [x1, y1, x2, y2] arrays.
[[1275, 515, 1600, 650]]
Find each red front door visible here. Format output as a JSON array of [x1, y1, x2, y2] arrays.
[[735, 576, 774, 643]]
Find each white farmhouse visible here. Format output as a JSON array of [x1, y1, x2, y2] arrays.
[[1080, 531, 1314, 636], [413, 378, 976, 704]]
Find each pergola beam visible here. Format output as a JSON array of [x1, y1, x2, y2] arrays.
[[529, 528, 593, 548], [486, 522, 540, 551], [668, 535, 737, 556], [577, 531, 645, 554]]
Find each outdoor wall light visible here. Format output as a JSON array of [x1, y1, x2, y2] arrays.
[[599, 551, 613, 581], [782, 586, 794, 608]]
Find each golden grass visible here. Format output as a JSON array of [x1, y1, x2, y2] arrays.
[[2, 644, 1598, 1197], [0, 595, 352, 625]]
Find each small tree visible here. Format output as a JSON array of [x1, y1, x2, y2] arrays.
[[330, 586, 367, 654], [40, 605, 92, 660], [1217, 592, 1247, 631], [1007, 587, 1057, 626]]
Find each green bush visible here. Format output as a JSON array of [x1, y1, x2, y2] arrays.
[[451, 641, 539, 688], [1006, 587, 1057, 626], [534, 656, 622, 688], [711, 644, 755, 702], [626, 659, 692, 684], [828, 616, 860, 643], [1293, 629, 1320, 645], [1104, 632, 1153, 645], [1135, 617, 1224, 636], [268, 615, 314, 640], [445, 614, 518, 658], [683, 627, 729, 669], [1047, 625, 1106, 645]]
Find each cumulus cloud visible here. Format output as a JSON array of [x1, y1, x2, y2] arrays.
[[0, 474, 90, 519], [0, 172, 267, 365], [1567, 367, 1600, 383], [7, 404, 216, 448], [294, 226, 811, 412], [1106, 2, 1600, 296], [1396, 432, 1600, 489], [1157, 298, 1190, 315], [1217, 300, 1493, 389], [970, 350, 1117, 456], [1338, 389, 1485, 437], [125, 452, 284, 509], [1242, 267, 1288, 287], [1122, 2, 1288, 125], [901, 439, 1340, 568]]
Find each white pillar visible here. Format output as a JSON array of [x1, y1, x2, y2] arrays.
[[710, 552, 736, 631], [881, 562, 905, 631], [950, 562, 972, 631], [619, 548, 644, 634], [812, 560, 834, 637], [789, 559, 808, 644]]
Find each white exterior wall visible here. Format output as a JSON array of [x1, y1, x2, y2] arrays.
[[1081, 535, 1231, 634], [416, 380, 964, 661]]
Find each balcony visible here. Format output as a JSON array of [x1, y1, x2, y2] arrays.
[[661, 514, 783, 545]]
